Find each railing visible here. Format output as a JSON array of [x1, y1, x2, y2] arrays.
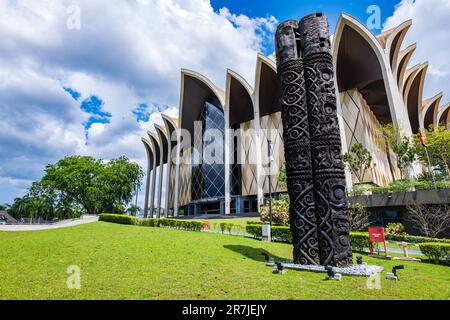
[[13, 217, 54, 225]]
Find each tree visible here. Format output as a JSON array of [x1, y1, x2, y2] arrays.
[[407, 203, 450, 238], [127, 204, 141, 216], [393, 136, 416, 179], [260, 194, 290, 226], [9, 155, 144, 219], [414, 125, 450, 177], [377, 124, 399, 181], [41, 156, 104, 215], [343, 143, 373, 183], [38, 155, 143, 215], [98, 156, 144, 214], [277, 164, 287, 190], [377, 124, 417, 180], [348, 202, 370, 232], [8, 194, 53, 221]]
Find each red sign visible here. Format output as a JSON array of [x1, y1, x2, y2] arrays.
[[420, 132, 427, 147], [369, 227, 385, 243]]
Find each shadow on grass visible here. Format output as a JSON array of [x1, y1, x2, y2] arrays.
[[223, 245, 287, 262]]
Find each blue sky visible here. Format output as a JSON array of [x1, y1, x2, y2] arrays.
[[1, 0, 449, 208], [211, 0, 399, 54]]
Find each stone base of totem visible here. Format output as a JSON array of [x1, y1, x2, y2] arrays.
[[267, 262, 384, 277]]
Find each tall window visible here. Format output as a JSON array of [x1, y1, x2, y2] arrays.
[[192, 102, 225, 200]]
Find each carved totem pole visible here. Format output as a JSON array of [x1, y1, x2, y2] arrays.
[[275, 13, 353, 267], [275, 20, 320, 266]]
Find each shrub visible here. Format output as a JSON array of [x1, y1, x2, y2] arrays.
[[419, 243, 450, 263], [246, 224, 293, 243], [271, 226, 292, 243], [386, 234, 450, 244], [245, 220, 285, 227], [138, 218, 159, 227], [219, 223, 234, 234], [348, 184, 373, 196], [350, 232, 370, 252], [385, 222, 406, 236], [158, 219, 207, 232], [247, 224, 369, 249], [99, 213, 137, 225], [260, 197, 290, 226], [99, 214, 210, 232], [246, 224, 262, 239]]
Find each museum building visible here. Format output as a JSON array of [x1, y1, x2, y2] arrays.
[[141, 14, 450, 218]]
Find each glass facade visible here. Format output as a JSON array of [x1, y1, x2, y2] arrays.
[[192, 101, 225, 201], [231, 124, 241, 196]]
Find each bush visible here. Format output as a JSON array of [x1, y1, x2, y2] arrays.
[[386, 234, 450, 244], [246, 224, 262, 239], [219, 223, 234, 234], [247, 224, 369, 249], [385, 222, 406, 236], [350, 232, 370, 252], [158, 219, 208, 232], [99, 214, 209, 232], [271, 226, 292, 243], [99, 213, 138, 225], [260, 197, 290, 226], [349, 179, 450, 196], [419, 243, 450, 263], [351, 231, 450, 244], [138, 218, 159, 227]]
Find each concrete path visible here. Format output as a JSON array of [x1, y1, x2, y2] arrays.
[[0, 215, 99, 232]]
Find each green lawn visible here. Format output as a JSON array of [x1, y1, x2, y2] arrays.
[[0, 222, 449, 300]]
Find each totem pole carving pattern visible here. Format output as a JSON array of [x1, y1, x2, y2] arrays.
[[275, 20, 320, 265], [275, 14, 353, 267]]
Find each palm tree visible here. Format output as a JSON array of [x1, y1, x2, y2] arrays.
[[126, 204, 141, 216]]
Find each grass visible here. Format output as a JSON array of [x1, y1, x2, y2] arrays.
[[0, 222, 449, 300]]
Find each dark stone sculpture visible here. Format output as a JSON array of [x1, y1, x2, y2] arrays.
[[275, 20, 320, 265], [275, 13, 353, 267]]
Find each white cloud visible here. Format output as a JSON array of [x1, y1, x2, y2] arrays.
[[0, 0, 277, 206], [383, 0, 450, 103]]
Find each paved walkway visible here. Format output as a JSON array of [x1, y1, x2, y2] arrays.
[[0, 215, 98, 232]]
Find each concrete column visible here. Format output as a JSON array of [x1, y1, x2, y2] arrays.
[[235, 197, 244, 214], [253, 110, 263, 213], [149, 168, 156, 218], [143, 163, 151, 218], [156, 163, 164, 219], [173, 131, 181, 217], [142, 139, 152, 218], [165, 142, 171, 217], [164, 158, 172, 218], [220, 199, 225, 215]]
